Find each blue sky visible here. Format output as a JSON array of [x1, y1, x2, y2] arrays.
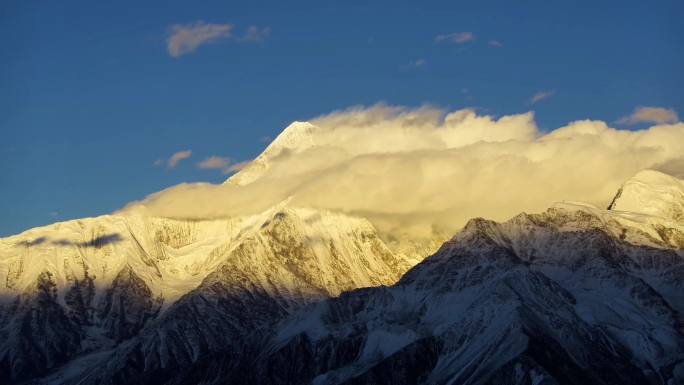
[[2, 0, 683, 236]]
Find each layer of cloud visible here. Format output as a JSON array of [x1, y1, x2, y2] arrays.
[[529, 90, 554, 105], [435, 32, 475, 44], [167, 150, 192, 168], [124, 105, 684, 241], [167, 21, 234, 57], [618, 106, 679, 125]]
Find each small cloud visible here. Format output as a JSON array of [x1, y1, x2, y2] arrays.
[[529, 90, 555, 105], [402, 58, 426, 69], [410, 58, 426, 67], [49, 211, 59, 217], [259, 136, 272, 143], [167, 21, 234, 58], [154, 159, 164, 166], [488, 40, 503, 47], [617, 106, 679, 125], [167, 150, 193, 168], [237, 26, 270, 43], [435, 32, 475, 44], [198, 156, 231, 170], [224, 160, 251, 174]]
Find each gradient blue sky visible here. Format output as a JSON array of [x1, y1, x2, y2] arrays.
[[2, 0, 683, 236]]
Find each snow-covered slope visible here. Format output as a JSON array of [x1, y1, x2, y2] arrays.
[[0, 214, 237, 303], [608, 169, 684, 222]]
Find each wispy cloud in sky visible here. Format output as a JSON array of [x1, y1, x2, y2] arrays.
[[435, 32, 475, 44], [237, 26, 271, 42], [411, 59, 426, 67], [198, 156, 230, 170], [167, 21, 234, 57], [488, 40, 503, 47], [529, 90, 555, 105], [167, 150, 192, 168], [166, 22, 271, 57], [618, 106, 679, 125], [197, 155, 250, 174], [403, 58, 426, 69]]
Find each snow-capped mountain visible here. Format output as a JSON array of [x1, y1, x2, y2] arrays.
[[225, 121, 322, 186], [1, 112, 683, 385], [609, 169, 684, 222], [0, 203, 414, 383]]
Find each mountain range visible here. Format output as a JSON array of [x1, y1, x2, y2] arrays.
[[1, 121, 683, 385]]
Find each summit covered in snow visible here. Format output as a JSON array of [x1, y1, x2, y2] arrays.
[[225, 121, 322, 186], [609, 169, 684, 221]]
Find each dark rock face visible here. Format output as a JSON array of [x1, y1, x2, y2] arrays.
[[0, 272, 82, 382], [0, 267, 159, 383], [341, 337, 442, 385], [98, 266, 161, 341]]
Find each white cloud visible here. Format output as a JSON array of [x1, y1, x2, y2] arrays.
[[618, 106, 679, 125], [167, 150, 192, 168], [198, 156, 230, 170], [123, 105, 684, 241], [167, 21, 233, 58], [488, 40, 503, 47], [237, 26, 271, 42], [530, 90, 554, 105], [435, 32, 475, 44]]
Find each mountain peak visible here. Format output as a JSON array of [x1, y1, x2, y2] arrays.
[[225, 121, 321, 186], [608, 169, 684, 221], [266, 121, 318, 151]]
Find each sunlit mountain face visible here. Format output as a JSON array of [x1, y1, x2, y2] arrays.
[[3, 1, 684, 384]]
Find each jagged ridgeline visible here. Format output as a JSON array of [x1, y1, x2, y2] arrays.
[[1, 119, 683, 384]]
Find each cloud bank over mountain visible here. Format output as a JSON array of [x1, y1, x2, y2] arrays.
[[123, 105, 684, 238]]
